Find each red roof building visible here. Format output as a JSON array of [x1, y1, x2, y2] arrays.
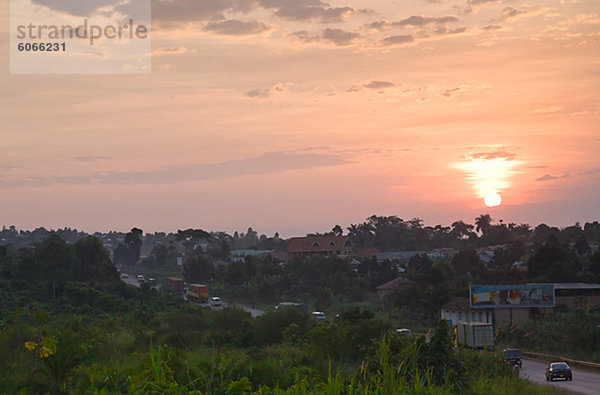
[[288, 235, 353, 257]]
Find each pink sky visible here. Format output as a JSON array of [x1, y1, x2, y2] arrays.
[[1, 0, 599, 236]]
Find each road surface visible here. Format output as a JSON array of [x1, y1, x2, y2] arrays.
[[521, 358, 600, 395], [120, 275, 264, 316]]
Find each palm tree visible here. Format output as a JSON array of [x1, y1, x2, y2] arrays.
[[475, 214, 493, 235]]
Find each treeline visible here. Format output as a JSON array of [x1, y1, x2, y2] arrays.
[[346, 215, 600, 251], [3, 216, 600, 259]]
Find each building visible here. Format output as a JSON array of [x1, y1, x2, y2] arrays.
[[441, 283, 600, 329], [288, 235, 353, 257], [375, 276, 412, 296], [440, 297, 493, 326]]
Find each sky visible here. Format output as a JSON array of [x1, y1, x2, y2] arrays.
[[1, 0, 599, 236]]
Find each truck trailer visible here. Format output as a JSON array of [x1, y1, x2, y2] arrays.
[[187, 284, 209, 302], [455, 322, 494, 351], [166, 277, 185, 293]]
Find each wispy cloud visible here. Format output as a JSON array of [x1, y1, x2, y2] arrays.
[[0, 151, 349, 189], [203, 19, 275, 36]]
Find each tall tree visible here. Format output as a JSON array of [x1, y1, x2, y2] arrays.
[[475, 214, 493, 235]]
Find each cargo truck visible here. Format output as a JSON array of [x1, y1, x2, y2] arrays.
[[187, 284, 209, 302], [166, 277, 185, 293], [455, 322, 494, 351]]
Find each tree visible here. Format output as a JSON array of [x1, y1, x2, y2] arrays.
[[475, 214, 492, 235], [71, 236, 117, 282], [183, 249, 214, 283], [450, 221, 476, 243], [528, 234, 568, 279], [124, 228, 143, 263], [331, 225, 343, 236], [35, 234, 74, 301], [451, 250, 484, 277]]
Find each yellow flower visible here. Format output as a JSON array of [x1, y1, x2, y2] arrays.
[[24, 341, 37, 351]]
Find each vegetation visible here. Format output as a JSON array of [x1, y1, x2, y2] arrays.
[[497, 310, 600, 363], [1, 217, 599, 393], [0, 233, 558, 393]]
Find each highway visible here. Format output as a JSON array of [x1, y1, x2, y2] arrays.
[[521, 358, 600, 395], [120, 274, 264, 316]]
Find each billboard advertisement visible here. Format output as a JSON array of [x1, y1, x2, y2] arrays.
[[470, 284, 554, 308]]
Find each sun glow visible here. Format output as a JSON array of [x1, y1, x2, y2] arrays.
[[484, 192, 502, 207], [454, 152, 522, 206]]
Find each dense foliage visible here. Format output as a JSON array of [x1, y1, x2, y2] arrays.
[[0, 278, 549, 393], [497, 310, 600, 363]]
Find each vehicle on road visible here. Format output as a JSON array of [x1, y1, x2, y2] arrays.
[[545, 362, 572, 381], [120, 273, 128, 279], [396, 328, 412, 336], [137, 274, 145, 283], [276, 302, 307, 312], [166, 277, 185, 293], [503, 349, 522, 368], [149, 277, 156, 286], [456, 322, 494, 351], [312, 311, 327, 320], [210, 296, 222, 307], [187, 284, 209, 302]]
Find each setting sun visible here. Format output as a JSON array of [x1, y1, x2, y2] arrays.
[[484, 192, 502, 207]]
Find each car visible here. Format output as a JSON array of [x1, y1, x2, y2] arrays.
[[149, 277, 156, 285], [137, 274, 145, 283], [545, 362, 572, 381], [210, 297, 222, 307], [502, 349, 522, 368], [396, 328, 413, 336], [312, 311, 327, 321], [120, 273, 129, 279]]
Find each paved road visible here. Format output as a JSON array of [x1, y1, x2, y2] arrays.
[[120, 274, 264, 316], [521, 358, 600, 395]]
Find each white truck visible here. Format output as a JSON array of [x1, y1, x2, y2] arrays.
[[455, 322, 494, 351]]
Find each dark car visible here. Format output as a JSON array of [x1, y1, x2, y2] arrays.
[[502, 349, 522, 368], [545, 362, 572, 381]]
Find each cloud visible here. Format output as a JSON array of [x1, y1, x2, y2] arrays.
[[322, 28, 360, 46], [536, 174, 559, 181], [434, 26, 468, 35], [468, 0, 503, 5], [532, 106, 563, 114], [380, 34, 415, 47], [470, 151, 516, 160], [151, 0, 358, 26], [73, 156, 110, 162], [441, 84, 471, 98], [497, 6, 556, 22], [152, 47, 189, 56], [31, 0, 118, 17], [347, 80, 396, 92], [364, 81, 395, 89], [273, 4, 356, 23], [290, 28, 359, 46], [245, 83, 289, 98], [394, 15, 459, 27], [368, 15, 458, 31], [482, 24, 502, 31], [245, 89, 272, 98], [203, 19, 274, 35], [0, 151, 349, 189]]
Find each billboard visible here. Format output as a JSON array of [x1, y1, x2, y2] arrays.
[[470, 284, 554, 308]]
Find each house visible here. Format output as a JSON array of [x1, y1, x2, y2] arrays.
[[375, 276, 412, 296], [441, 283, 600, 329], [288, 235, 353, 257], [374, 251, 424, 263], [440, 297, 493, 326]]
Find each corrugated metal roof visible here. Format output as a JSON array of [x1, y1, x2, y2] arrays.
[[527, 283, 600, 290]]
